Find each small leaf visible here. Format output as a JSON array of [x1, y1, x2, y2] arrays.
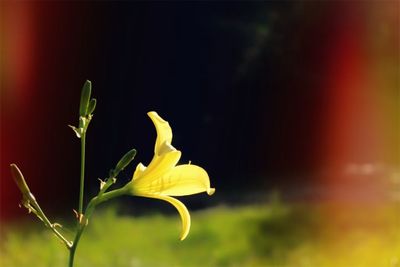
[[79, 80, 92, 116], [68, 125, 82, 138], [88, 98, 97, 115], [52, 223, 63, 229], [98, 178, 106, 190]]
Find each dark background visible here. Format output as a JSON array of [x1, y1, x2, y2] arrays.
[[1, 1, 399, 219]]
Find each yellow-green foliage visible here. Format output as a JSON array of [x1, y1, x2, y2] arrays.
[[1, 202, 399, 267]]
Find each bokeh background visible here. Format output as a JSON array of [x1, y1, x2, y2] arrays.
[[1, 1, 399, 267]]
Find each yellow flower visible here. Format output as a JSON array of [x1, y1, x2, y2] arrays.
[[128, 111, 215, 240]]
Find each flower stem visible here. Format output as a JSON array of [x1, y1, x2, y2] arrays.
[[10, 164, 72, 249], [78, 133, 86, 214], [68, 186, 128, 267]]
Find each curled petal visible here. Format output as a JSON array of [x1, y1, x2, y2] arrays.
[[148, 111, 173, 156], [138, 193, 191, 241]]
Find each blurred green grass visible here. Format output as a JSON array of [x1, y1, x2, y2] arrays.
[[1, 201, 399, 267]]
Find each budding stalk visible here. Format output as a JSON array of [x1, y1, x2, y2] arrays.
[[10, 164, 31, 195]]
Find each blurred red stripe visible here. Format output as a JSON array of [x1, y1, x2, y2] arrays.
[[1, 2, 38, 220]]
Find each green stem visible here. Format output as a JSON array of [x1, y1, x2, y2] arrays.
[[30, 197, 72, 249], [10, 164, 72, 249], [68, 186, 128, 267], [79, 133, 86, 214]]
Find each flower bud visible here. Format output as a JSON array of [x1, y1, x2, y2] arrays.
[[10, 164, 31, 195], [88, 98, 97, 115], [113, 149, 137, 176], [79, 80, 92, 116]]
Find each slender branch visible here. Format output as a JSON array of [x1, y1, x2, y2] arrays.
[[10, 164, 72, 249], [78, 132, 86, 214], [30, 199, 73, 249]]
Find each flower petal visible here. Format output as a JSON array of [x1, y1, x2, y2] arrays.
[[133, 163, 146, 180], [133, 150, 181, 187], [137, 164, 215, 196], [138, 193, 191, 240], [147, 111, 173, 156]]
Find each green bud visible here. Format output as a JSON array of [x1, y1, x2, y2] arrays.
[[10, 164, 31, 195], [79, 80, 92, 116], [114, 149, 137, 176], [88, 98, 97, 115]]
